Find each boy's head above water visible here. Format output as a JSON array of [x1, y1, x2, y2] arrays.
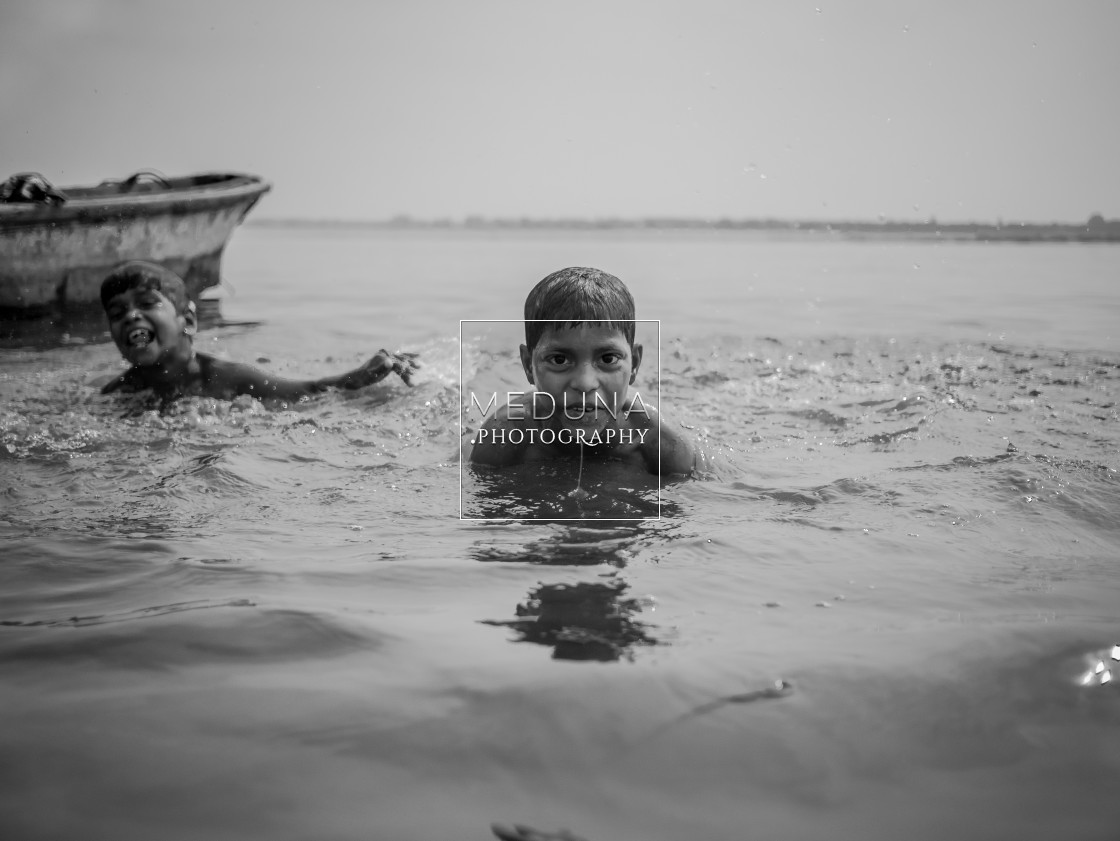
[[100, 260, 191, 314], [471, 265, 697, 474], [519, 267, 642, 434], [523, 266, 636, 352], [100, 261, 197, 367]]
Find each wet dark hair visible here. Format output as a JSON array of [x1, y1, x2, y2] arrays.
[[523, 267, 636, 351], [99, 261, 190, 314]]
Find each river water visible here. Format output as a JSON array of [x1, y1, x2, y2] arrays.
[[2, 226, 1119, 840]]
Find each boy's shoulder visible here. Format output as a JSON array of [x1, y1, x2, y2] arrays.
[[469, 395, 543, 466], [100, 353, 259, 399], [193, 353, 275, 399]]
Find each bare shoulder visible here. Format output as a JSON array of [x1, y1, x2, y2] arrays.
[[469, 402, 536, 467], [195, 354, 272, 399], [626, 398, 699, 476]]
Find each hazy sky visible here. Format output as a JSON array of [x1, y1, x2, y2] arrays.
[[2, 0, 1117, 223]]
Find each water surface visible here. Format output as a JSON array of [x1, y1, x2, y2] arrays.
[[2, 227, 1119, 840]]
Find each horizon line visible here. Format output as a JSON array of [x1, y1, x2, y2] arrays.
[[247, 213, 1120, 231]]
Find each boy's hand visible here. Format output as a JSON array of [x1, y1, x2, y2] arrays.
[[359, 350, 420, 386]]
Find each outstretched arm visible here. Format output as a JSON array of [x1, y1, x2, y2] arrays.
[[315, 350, 420, 390], [200, 350, 419, 400], [101, 374, 128, 395]]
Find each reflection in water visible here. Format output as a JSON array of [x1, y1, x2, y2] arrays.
[[482, 579, 657, 662], [1076, 643, 1119, 687], [0, 309, 112, 350], [473, 521, 665, 661], [492, 822, 591, 841], [470, 521, 648, 568], [0, 303, 252, 351], [465, 460, 674, 521]]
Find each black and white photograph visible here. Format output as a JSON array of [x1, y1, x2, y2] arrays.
[[2, 2, 1118, 839]]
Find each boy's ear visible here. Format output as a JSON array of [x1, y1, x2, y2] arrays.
[[629, 343, 643, 384], [183, 301, 198, 336], [519, 344, 534, 384]]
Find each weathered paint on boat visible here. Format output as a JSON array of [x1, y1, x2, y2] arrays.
[[0, 172, 270, 316]]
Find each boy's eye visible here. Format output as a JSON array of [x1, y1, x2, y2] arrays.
[[544, 353, 569, 366], [601, 352, 623, 365]]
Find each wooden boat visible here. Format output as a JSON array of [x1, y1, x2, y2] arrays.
[[0, 170, 270, 317]]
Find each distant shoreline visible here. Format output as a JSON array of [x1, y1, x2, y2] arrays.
[[248, 215, 1120, 243]]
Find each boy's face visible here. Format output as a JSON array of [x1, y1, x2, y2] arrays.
[[520, 323, 642, 435], [104, 285, 196, 366]]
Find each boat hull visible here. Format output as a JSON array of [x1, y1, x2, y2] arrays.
[[0, 172, 269, 316]]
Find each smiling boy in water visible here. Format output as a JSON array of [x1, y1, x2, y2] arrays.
[[469, 267, 697, 475], [99, 261, 418, 403]]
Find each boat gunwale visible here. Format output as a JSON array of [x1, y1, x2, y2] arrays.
[[0, 172, 271, 228]]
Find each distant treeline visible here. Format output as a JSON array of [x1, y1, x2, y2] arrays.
[[253, 213, 1120, 242]]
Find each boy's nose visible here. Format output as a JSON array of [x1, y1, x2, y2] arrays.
[[569, 363, 599, 393]]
